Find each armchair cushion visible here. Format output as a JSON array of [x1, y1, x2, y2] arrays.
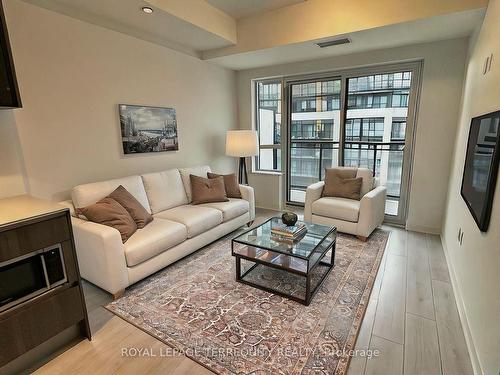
[[356, 168, 375, 196], [312, 197, 360, 222]]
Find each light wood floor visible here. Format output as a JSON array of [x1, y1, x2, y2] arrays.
[[34, 211, 473, 375]]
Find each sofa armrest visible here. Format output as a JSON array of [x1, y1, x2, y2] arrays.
[[304, 181, 325, 221], [239, 185, 255, 221], [71, 217, 129, 294], [358, 186, 387, 238]]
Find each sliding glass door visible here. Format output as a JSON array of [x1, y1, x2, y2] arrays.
[[285, 63, 420, 224], [287, 78, 342, 203]]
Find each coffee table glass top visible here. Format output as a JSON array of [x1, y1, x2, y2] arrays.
[[233, 217, 336, 260]]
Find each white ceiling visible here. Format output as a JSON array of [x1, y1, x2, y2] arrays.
[[23, 0, 236, 57], [205, 0, 306, 19], [22, 0, 485, 71], [205, 9, 485, 70]]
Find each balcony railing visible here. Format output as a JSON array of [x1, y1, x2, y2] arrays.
[[289, 140, 405, 201]]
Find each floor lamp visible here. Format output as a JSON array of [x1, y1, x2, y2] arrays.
[[226, 130, 259, 185]]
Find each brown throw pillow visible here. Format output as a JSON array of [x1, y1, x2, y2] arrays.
[[77, 197, 137, 243], [207, 172, 242, 199], [108, 185, 153, 229], [323, 168, 363, 200], [190, 175, 229, 205]]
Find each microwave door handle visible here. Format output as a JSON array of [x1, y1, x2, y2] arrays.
[[39, 254, 51, 289]]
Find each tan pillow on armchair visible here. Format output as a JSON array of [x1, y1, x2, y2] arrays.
[[322, 168, 363, 200]]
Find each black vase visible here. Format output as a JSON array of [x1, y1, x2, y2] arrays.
[[281, 211, 298, 226]]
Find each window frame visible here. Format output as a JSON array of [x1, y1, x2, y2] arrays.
[[253, 78, 283, 173]]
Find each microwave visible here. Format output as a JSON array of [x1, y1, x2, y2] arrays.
[[0, 244, 67, 312]]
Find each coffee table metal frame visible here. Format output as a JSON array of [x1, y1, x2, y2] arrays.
[[231, 218, 337, 306]]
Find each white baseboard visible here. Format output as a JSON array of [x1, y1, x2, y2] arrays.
[[405, 223, 441, 234], [440, 235, 483, 375], [255, 205, 280, 212]]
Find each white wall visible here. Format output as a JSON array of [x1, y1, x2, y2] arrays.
[[0, 111, 27, 198], [442, 0, 500, 373], [0, 0, 237, 201], [237, 38, 469, 232]]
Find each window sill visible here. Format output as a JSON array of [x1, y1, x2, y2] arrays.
[[251, 170, 283, 176]]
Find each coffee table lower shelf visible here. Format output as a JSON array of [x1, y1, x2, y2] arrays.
[[234, 247, 335, 306]]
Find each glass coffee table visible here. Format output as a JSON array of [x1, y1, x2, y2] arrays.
[[231, 217, 337, 306]]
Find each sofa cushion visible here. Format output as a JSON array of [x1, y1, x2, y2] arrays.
[[124, 218, 187, 267], [108, 185, 153, 228], [72, 175, 151, 214], [154, 205, 222, 238], [178, 165, 211, 203], [141, 169, 188, 214], [201, 198, 249, 222], [312, 197, 360, 223]]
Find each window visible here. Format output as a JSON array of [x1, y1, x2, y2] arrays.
[[345, 71, 413, 217], [255, 80, 282, 171], [291, 120, 334, 140], [291, 80, 340, 113], [254, 65, 418, 225], [345, 118, 384, 142], [287, 79, 341, 202], [391, 119, 406, 140]]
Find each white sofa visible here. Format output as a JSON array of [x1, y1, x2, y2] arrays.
[[304, 167, 386, 240], [61, 165, 255, 298]]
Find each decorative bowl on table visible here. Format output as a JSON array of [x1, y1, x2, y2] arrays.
[[281, 211, 298, 226]]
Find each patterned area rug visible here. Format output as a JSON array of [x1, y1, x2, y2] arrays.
[[106, 229, 388, 375]]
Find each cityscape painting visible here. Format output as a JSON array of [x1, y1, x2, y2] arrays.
[[119, 104, 179, 154]]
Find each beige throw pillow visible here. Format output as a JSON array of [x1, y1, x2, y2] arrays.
[[190, 175, 229, 205], [322, 168, 363, 200], [108, 185, 153, 228], [76, 197, 137, 243], [207, 172, 242, 199]]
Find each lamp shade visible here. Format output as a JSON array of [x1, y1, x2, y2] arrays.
[[226, 130, 259, 157]]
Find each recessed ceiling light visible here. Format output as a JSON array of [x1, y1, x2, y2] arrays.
[[141, 6, 153, 14]]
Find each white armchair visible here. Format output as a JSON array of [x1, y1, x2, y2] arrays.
[[304, 167, 386, 240]]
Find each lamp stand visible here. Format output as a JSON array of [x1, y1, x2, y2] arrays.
[[238, 157, 248, 185]]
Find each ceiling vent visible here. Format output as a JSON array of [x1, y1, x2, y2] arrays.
[[316, 38, 351, 48]]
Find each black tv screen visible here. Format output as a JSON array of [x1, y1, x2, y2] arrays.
[[0, 1, 21, 108], [461, 110, 500, 231]]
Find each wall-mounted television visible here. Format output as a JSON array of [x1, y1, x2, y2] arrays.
[[461, 110, 500, 232], [0, 1, 21, 108]]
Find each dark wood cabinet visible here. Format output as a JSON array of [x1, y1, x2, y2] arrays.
[[0, 0, 21, 108], [0, 196, 90, 367]]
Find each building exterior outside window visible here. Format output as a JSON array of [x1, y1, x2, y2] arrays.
[[345, 71, 411, 215], [255, 80, 281, 171], [254, 71, 412, 216]]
